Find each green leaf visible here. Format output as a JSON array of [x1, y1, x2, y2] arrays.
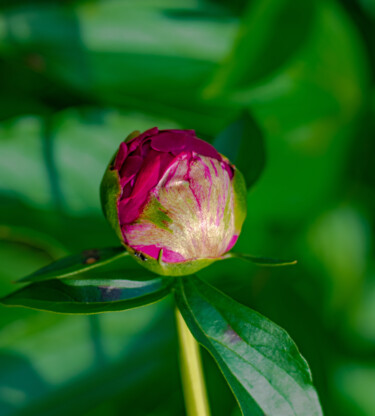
[[18, 246, 129, 283], [0, 300, 180, 415], [2, 273, 173, 314], [204, 0, 316, 96], [0, 2, 236, 114], [214, 111, 266, 189], [175, 275, 322, 416], [224, 252, 297, 267]]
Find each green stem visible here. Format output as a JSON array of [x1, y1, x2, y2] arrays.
[[175, 307, 211, 416]]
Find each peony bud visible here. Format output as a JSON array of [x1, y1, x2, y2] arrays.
[[101, 128, 247, 276]]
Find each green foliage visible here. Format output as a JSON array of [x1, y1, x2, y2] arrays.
[[225, 252, 297, 266], [214, 111, 266, 189], [1, 275, 173, 314], [175, 275, 323, 416], [0, 0, 374, 415], [18, 247, 128, 283]]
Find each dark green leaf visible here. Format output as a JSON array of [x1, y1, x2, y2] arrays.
[[2, 274, 173, 314], [18, 246, 128, 283], [224, 252, 297, 266], [175, 275, 322, 416], [214, 111, 266, 189]]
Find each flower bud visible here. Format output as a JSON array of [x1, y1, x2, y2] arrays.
[[101, 128, 247, 276]]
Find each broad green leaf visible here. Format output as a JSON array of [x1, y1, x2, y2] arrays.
[[207, 0, 369, 229], [304, 206, 368, 313], [224, 252, 297, 267], [1, 274, 173, 314], [0, 299, 180, 416], [204, 0, 316, 96], [0, 1, 236, 119], [0, 109, 184, 216], [214, 111, 266, 189], [52, 108, 181, 215], [18, 246, 128, 283], [0, 117, 53, 209], [175, 275, 323, 416], [334, 361, 375, 416]]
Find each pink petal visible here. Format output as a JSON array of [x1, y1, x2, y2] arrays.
[[119, 155, 143, 179], [128, 127, 158, 152], [150, 132, 189, 153], [118, 199, 144, 224], [225, 235, 238, 252], [130, 150, 161, 200], [188, 138, 221, 160], [160, 129, 196, 136], [114, 142, 128, 170], [221, 160, 234, 179], [131, 245, 186, 263]]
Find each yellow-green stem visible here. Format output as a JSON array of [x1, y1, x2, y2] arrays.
[[175, 307, 211, 416]]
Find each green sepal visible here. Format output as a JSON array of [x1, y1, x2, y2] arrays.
[[125, 244, 216, 277], [232, 167, 247, 233], [224, 252, 297, 266], [125, 130, 141, 142], [100, 153, 123, 243]]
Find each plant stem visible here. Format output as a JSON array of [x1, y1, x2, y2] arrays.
[[175, 307, 211, 416]]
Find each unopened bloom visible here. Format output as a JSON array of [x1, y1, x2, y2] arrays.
[[101, 128, 247, 276]]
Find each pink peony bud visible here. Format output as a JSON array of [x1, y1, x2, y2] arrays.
[[101, 128, 247, 276]]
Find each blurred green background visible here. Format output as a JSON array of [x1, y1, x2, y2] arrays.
[[0, 0, 374, 415]]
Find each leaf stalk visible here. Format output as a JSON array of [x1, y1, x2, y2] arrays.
[[175, 307, 211, 416]]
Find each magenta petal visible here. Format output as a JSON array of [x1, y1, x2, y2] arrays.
[[140, 140, 152, 157], [225, 235, 238, 252], [150, 132, 188, 153], [114, 142, 128, 170], [137, 127, 159, 140], [130, 245, 186, 263], [132, 244, 160, 259], [188, 138, 221, 160], [128, 127, 158, 152], [128, 136, 144, 153], [161, 247, 186, 263], [160, 129, 196, 136], [158, 152, 175, 181], [119, 155, 143, 181], [120, 181, 133, 199], [222, 161, 234, 179], [119, 152, 176, 223], [118, 199, 144, 224], [130, 151, 161, 200]]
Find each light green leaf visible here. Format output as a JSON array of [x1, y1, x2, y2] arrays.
[[175, 275, 322, 416]]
